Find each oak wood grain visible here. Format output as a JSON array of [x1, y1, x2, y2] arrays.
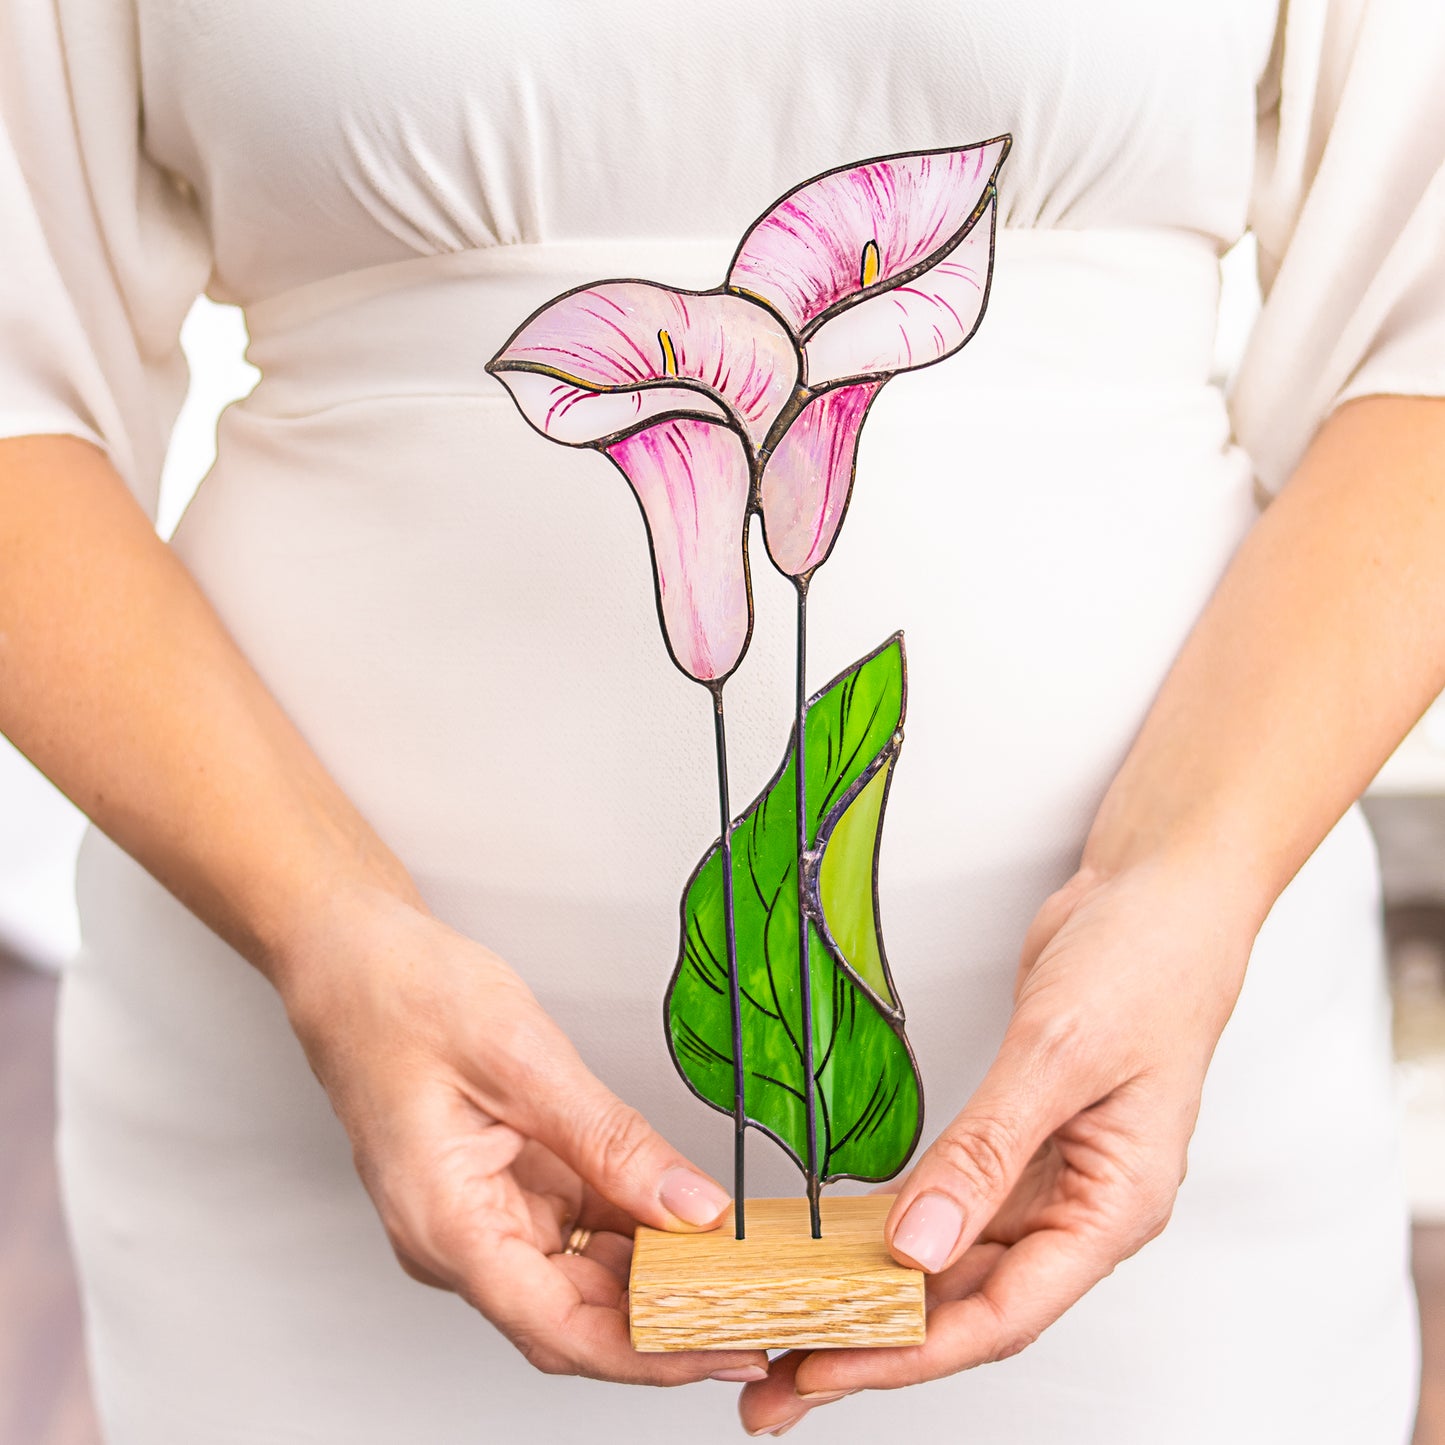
[[629, 1193, 926, 1352]]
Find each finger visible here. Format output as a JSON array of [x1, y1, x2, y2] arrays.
[[513, 1043, 734, 1233], [575, 1228, 633, 1282], [524, 1186, 577, 1253], [885, 1021, 1101, 1275], [452, 1227, 768, 1385], [391, 1249, 453, 1292], [552, 1297, 768, 1386], [737, 1245, 1005, 1429], [924, 1240, 1008, 1307], [509, 1144, 638, 1240], [550, 1227, 633, 1289], [572, 1182, 647, 1239], [550, 1251, 626, 1309], [738, 1351, 821, 1436], [795, 1226, 1110, 1395]]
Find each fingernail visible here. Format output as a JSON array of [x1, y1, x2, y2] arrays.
[[659, 1167, 731, 1226], [892, 1191, 964, 1273], [797, 1388, 853, 1402], [710, 1365, 768, 1382], [770, 1423, 800, 1438]]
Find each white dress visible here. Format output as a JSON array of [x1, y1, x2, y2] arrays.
[[4, 2, 1445, 1440]]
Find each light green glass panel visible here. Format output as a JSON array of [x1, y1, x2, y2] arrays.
[[816, 762, 893, 1008]]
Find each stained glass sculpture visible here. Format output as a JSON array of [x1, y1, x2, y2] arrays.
[[488, 137, 1010, 1245]]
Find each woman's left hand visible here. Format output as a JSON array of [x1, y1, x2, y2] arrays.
[[738, 856, 1258, 1436]]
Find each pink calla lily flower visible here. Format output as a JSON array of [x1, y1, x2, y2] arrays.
[[488, 282, 796, 682], [729, 141, 1006, 386], [485, 137, 1010, 679], [733, 139, 1008, 578]]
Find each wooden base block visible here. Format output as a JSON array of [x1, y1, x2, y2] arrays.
[[629, 1194, 925, 1352]]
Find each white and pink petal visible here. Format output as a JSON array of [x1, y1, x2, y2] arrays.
[[758, 381, 884, 578], [490, 369, 729, 447], [727, 138, 1008, 337], [803, 192, 997, 388], [488, 281, 797, 447], [605, 417, 753, 683]]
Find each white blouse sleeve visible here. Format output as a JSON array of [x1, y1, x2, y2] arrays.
[[0, 0, 209, 519], [1229, 0, 1445, 498]]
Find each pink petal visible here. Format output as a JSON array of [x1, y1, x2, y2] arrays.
[[489, 281, 797, 447], [727, 138, 1008, 337], [491, 369, 728, 446], [606, 418, 753, 683], [804, 193, 997, 388], [758, 381, 884, 578]]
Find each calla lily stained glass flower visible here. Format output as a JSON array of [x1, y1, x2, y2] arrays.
[[487, 283, 796, 683], [733, 137, 1009, 579], [485, 137, 1013, 1241], [485, 136, 1010, 678]]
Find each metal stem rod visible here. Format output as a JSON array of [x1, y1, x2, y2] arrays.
[[794, 582, 822, 1238], [712, 688, 747, 1239]]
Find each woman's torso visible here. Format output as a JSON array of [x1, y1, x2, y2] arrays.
[[120, 2, 1251, 994], [110, 0, 1291, 1119]]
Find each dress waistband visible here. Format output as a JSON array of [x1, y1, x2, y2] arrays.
[[239, 230, 1224, 419]]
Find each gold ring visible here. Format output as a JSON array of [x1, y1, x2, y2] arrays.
[[563, 1225, 592, 1257]]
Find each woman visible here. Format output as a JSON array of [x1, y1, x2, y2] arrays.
[[1, 1, 1441, 1439]]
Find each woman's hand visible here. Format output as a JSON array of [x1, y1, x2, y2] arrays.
[[275, 884, 768, 1387], [738, 858, 1255, 1435]]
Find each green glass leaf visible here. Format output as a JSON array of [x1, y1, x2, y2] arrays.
[[666, 634, 922, 1184]]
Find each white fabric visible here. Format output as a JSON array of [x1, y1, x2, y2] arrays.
[[1232, 0, 1445, 492], [0, 736, 84, 968], [2, 1, 1441, 1440]]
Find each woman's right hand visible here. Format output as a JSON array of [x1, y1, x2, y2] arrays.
[[273, 883, 767, 1387]]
